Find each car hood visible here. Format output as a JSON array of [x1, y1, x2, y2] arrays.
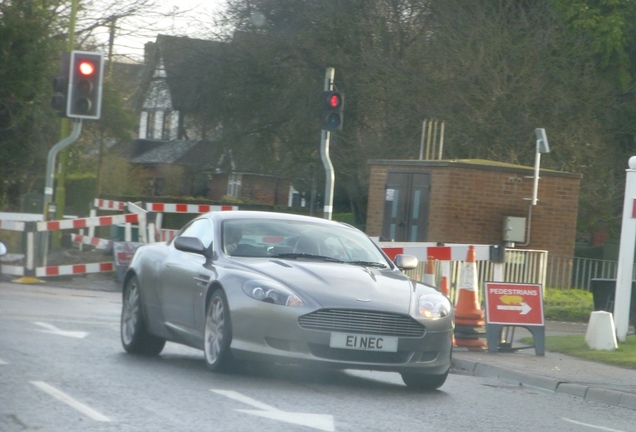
[[229, 258, 422, 314]]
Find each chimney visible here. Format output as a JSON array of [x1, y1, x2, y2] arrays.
[[144, 42, 156, 65]]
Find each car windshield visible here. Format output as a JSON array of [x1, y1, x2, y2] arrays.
[[222, 218, 390, 267]]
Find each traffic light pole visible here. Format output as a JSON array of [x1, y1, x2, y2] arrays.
[[45, 120, 83, 211], [41, 120, 83, 265], [321, 67, 335, 220]]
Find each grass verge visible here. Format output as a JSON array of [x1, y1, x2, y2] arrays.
[[540, 334, 636, 368]]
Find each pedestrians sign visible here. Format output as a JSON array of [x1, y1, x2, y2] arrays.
[[485, 282, 544, 326]]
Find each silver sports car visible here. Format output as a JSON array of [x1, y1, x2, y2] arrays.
[[120, 211, 454, 389]]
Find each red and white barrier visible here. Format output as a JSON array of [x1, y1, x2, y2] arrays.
[[159, 229, 179, 242], [377, 242, 491, 262], [37, 213, 142, 232], [90, 199, 238, 243], [70, 234, 112, 249], [36, 262, 115, 277], [93, 198, 126, 211], [1, 198, 239, 281], [0, 220, 26, 232], [145, 203, 237, 213], [377, 241, 503, 306], [0, 204, 148, 281], [143, 201, 237, 243]]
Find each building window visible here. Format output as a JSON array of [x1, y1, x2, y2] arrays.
[[162, 111, 172, 140], [139, 112, 148, 139], [146, 111, 155, 139], [228, 173, 242, 198]]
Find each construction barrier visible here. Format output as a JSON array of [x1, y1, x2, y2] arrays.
[[144, 202, 236, 213], [38, 262, 115, 278], [143, 202, 238, 243], [0, 203, 147, 282], [89, 199, 238, 243], [1, 199, 239, 281], [70, 234, 112, 250], [93, 198, 126, 211], [88, 199, 139, 242], [375, 241, 502, 350]]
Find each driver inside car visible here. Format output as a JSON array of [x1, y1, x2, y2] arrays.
[[224, 224, 242, 255]]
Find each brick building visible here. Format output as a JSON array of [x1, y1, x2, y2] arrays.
[[366, 159, 581, 258]]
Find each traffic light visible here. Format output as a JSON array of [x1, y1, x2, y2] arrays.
[[67, 50, 104, 119], [51, 53, 70, 117], [321, 91, 344, 131]]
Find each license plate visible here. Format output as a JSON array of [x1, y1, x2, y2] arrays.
[[329, 332, 398, 352]]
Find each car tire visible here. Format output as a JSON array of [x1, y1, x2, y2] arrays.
[[204, 289, 233, 372], [121, 276, 165, 355], [400, 370, 449, 390]]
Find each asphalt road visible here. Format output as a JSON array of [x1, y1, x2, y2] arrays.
[[1, 281, 634, 432]]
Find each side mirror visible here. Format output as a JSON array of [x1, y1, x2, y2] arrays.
[[174, 236, 213, 260], [0, 241, 6, 257], [394, 254, 418, 270]]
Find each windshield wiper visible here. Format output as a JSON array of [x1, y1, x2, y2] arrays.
[[346, 261, 388, 268], [272, 253, 387, 268], [272, 253, 344, 262]]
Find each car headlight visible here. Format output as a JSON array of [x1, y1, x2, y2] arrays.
[[242, 280, 304, 307], [417, 293, 452, 318]]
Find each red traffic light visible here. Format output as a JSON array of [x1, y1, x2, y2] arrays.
[[67, 50, 104, 119], [78, 61, 95, 76], [327, 93, 342, 109], [321, 91, 344, 131]]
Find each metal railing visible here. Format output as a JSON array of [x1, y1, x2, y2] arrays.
[[406, 250, 621, 312]]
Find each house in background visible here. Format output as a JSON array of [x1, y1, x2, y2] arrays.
[[123, 34, 293, 206]]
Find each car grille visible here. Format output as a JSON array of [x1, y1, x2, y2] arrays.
[[298, 309, 425, 337]]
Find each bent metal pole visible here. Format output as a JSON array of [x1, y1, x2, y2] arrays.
[[44, 119, 83, 212], [321, 67, 335, 220], [41, 119, 82, 266]]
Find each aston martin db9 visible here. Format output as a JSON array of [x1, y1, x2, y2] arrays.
[[120, 211, 453, 389]]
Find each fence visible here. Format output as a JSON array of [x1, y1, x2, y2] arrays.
[[406, 249, 625, 314]]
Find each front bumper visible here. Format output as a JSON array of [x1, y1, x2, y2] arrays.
[[229, 306, 453, 375]]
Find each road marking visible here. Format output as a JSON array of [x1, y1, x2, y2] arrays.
[[33, 321, 88, 338], [31, 381, 111, 422], [561, 417, 626, 432], [212, 389, 334, 432], [0, 358, 7, 365]]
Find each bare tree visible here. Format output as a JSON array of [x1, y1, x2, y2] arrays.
[[176, 0, 631, 232]]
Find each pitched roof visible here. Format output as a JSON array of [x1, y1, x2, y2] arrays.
[[148, 35, 227, 112], [108, 61, 146, 111], [130, 139, 219, 170], [127, 139, 266, 175]]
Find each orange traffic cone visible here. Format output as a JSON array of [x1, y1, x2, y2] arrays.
[[440, 276, 457, 347], [454, 245, 487, 350], [440, 275, 450, 297], [424, 257, 436, 287]]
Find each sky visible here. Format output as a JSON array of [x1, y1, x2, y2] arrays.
[[92, 0, 228, 62]]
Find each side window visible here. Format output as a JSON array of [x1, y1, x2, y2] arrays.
[[180, 218, 214, 249]]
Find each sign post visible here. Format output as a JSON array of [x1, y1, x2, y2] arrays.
[[613, 157, 636, 343], [484, 282, 545, 355]]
